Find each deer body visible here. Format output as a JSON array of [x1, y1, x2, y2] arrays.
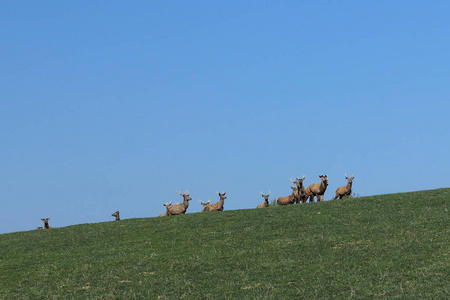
[[111, 210, 120, 221], [305, 175, 329, 202], [277, 186, 297, 206], [291, 177, 307, 204], [257, 192, 271, 208], [165, 191, 192, 216], [41, 218, 52, 229], [200, 192, 226, 212], [334, 175, 354, 199]]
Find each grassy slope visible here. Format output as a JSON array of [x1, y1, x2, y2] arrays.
[[1, 189, 449, 299]]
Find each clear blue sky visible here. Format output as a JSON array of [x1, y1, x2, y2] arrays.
[[1, 1, 449, 234]]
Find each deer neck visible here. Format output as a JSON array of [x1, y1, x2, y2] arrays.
[[44, 222, 50, 229], [320, 181, 327, 193], [183, 198, 190, 208]]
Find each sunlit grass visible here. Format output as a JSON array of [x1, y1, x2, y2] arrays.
[[1, 189, 449, 299]]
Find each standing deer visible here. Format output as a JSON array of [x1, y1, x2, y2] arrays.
[[257, 191, 271, 208], [111, 210, 120, 221], [164, 191, 192, 216], [305, 175, 329, 202], [334, 174, 355, 199], [290, 176, 307, 203], [199, 192, 227, 212], [41, 218, 52, 229], [276, 186, 298, 206]]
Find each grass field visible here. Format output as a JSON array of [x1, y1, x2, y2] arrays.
[[1, 189, 449, 299]]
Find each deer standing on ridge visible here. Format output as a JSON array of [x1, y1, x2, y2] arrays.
[[305, 175, 329, 202], [199, 192, 227, 212], [41, 218, 52, 229], [334, 174, 355, 199], [164, 191, 192, 216], [111, 210, 120, 221], [291, 176, 307, 203], [257, 191, 271, 208]]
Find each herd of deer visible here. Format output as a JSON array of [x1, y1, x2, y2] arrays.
[[37, 174, 355, 228], [155, 174, 355, 217]]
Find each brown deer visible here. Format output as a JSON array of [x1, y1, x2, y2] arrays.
[[41, 218, 52, 229], [198, 199, 211, 211], [305, 175, 329, 202], [276, 186, 298, 206], [200, 192, 227, 212], [257, 191, 271, 208], [36, 227, 43, 230], [290, 176, 307, 203], [111, 210, 120, 221], [334, 174, 354, 199], [164, 191, 192, 216]]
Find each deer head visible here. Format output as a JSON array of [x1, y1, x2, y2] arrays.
[[344, 173, 354, 185], [319, 175, 329, 186], [260, 191, 271, 201], [176, 191, 192, 202], [216, 191, 227, 200], [111, 210, 120, 220]]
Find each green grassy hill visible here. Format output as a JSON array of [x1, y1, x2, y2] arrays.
[[1, 189, 449, 299]]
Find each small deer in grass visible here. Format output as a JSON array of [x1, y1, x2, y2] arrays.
[[257, 191, 271, 208], [111, 210, 120, 221], [199, 191, 227, 212], [41, 218, 52, 229], [290, 176, 307, 203], [305, 175, 329, 202], [276, 186, 298, 206], [36, 227, 43, 230], [334, 174, 355, 199], [164, 191, 192, 216]]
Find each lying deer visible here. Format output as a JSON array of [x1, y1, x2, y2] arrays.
[[198, 199, 211, 210], [334, 174, 354, 199], [257, 191, 271, 208], [200, 191, 227, 212], [164, 191, 192, 216], [41, 218, 52, 229], [305, 175, 328, 202], [277, 186, 297, 206], [111, 210, 120, 221]]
